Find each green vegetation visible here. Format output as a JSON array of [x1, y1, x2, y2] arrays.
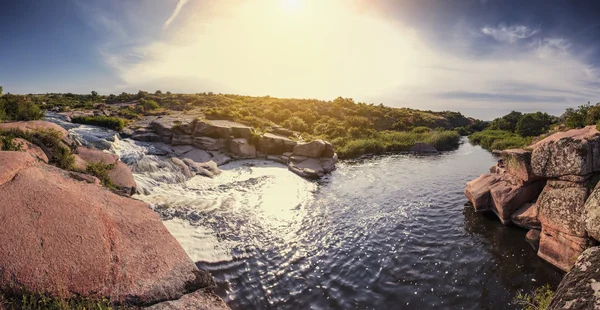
[[469, 111, 555, 151], [86, 162, 116, 190], [71, 116, 126, 131], [0, 135, 23, 151], [0, 128, 75, 170], [0, 93, 44, 121], [513, 284, 554, 310]]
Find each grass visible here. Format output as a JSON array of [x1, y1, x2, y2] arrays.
[[513, 284, 554, 310], [468, 129, 532, 151], [86, 162, 116, 190], [71, 116, 126, 131], [0, 291, 120, 310], [334, 130, 461, 159]]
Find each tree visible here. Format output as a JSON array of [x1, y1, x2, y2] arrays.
[[516, 113, 551, 137], [91, 91, 98, 98], [0, 86, 3, 96]]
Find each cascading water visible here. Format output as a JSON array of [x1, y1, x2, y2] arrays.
[[45, 115, 563, 310]]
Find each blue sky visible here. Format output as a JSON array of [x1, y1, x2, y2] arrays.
[[1, 0, 600, 119]]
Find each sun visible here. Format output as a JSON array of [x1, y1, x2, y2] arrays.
[[283, 0, 300, 11]]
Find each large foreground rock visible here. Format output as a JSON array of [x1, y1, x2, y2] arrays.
[[489, 180, 545, 225], [0, 152, 219, 306], [258, 133, 297, 155], [293, 140, 326, 158], [549, 247, 600, 309], [465, 174, 502, 211], [73, 146, 137, 195], [532, 125, 600, 177], [511, 202, 541, 230]]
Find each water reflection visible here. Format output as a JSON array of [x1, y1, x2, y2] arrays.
[[114, 138, 563, 310]]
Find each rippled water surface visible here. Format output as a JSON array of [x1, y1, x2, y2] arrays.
[[110, 138, 564, 310]]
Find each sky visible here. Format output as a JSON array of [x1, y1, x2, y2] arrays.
[[1, 0, 600, 119]]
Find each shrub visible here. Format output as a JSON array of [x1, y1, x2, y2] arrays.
[[71, 115, 126, 131], [139, 98, 160, 110], [16, 101, 44, 121], [54, 144, 75, 170], [513, 284, 554, 310], [0, 135, 23, 151], [411, 126, 432, 134], [282, 116, 309, 132], [469, 129, 531, 151], [86, 162, 116, 189]]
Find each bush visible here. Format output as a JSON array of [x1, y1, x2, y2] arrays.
[[469, 129, 531, 151], [0, 128, 75, 170], [86, 162, 116, 189], [71, 116, 126, 131], [513, 284, 554, 310], [16, 101, 44, 121], [139, 99, 160, 110], [0, 135, 23, 151]]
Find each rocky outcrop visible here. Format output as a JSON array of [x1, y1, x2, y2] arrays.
[[129, 116, 337, 179], [0, 120, 69, 140], [0, 151, 225, 307], [11, 138, 49, 163], [532, 125, 600, 178], [465, 132, 600, 271], [548, 247, 600, 309], [73, 146, 137, 195]]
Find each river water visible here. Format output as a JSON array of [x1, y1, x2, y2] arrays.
[[46, 116, 563, 310]]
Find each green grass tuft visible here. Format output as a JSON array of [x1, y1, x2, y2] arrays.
[[513, 284, 554, 310], [71, 116, 126, 131]]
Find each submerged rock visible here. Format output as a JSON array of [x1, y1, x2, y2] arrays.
[[526, 229, 541, 250], [0, 151, 219, 306], [549, 246, 600, 309]]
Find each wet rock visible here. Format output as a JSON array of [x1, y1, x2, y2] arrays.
[[146, 288, 230, 310], [489, 180, 545, 225], [464, 174, 503, 211], [294, 140, 326, 158], [183, 159, 221, 178], [171, 145, 195, 156], [511, 202, 541, 230], [0, 152, 214, 306], [531, 125, 600, 177], [209, 151, 233, 166], [170, 157, 194, 178], [258, 133, 297, 155], [549, 246, 600, 309], [289, 158, 324, 179], [526, 229, 541, 251], [267, 155, 288, 165], [230, 138, 256, 159], [501, 149, 535, 183], [409, 142, 438, 154], [321, 154, 338, 173], [538, 180, 590, 237], [538, 226, 591, 272]]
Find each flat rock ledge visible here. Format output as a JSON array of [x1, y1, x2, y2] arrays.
[[0, 151, 228, 309], [465, 126, 600, 272], [128, 115, 338, 179]]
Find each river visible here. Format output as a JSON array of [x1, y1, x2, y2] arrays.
[[46, 115, 564, 310]]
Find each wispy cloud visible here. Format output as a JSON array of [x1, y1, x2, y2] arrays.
[[482, 24, 539, 43], [164, 0, 189, 28]]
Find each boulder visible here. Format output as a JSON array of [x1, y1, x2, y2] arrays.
[[489, 180, 545, 225], [258, 133, 297, 155], [538, 226, 591, 271], [511, 202, 541, 230], [0, 152, 217, 306], [409, 143, 438, 154], [531, 125, 600, 177], [538, 180, 590, 237], [75, 146, 119, 166], [501, 149, 535, 183], [108, 162, 138, 196], [230, 138, 256, 159], [73, 147, 137, 194], [170, 157, 194, 178], [12, 138, 49, 163], [146, 288, 230, 310], [583, 181, 600, 241], [268, 126, 294, 137], [182, 159, 221, 178], [193, 120, 252, 139], [549, 246, 600, 309], [293, 140, 326, 158], [464, 174, 503, 211]]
